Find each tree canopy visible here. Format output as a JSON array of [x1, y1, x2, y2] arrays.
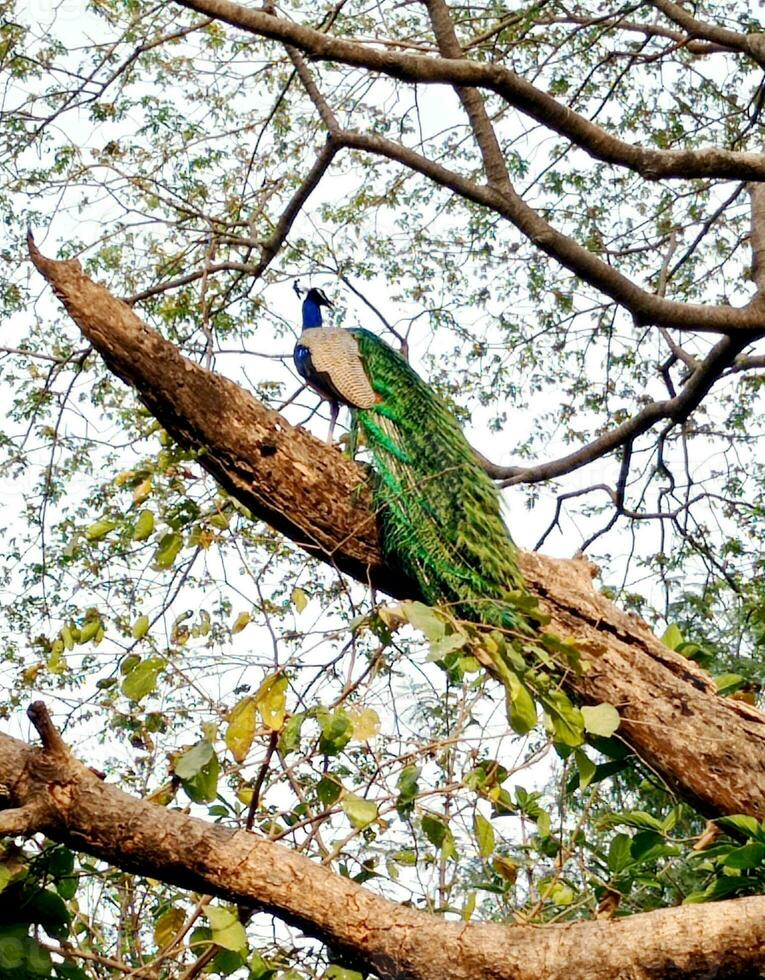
[[3, 1, 765, 977]]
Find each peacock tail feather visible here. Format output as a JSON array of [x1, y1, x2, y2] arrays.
[[349, 328, 531, 635]]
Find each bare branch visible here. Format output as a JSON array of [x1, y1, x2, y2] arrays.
[[523, 15, 730, 56], [332, 129, 765, 333], [126, 139, 340, 305], [489, 335, 751, 485], [425, 0, 511, 192]]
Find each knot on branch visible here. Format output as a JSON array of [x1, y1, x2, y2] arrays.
[[0, 702, 77, 838]]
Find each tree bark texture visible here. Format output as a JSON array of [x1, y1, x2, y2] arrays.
[[24, 239, 765, 826], [2, 715, 765, 980]]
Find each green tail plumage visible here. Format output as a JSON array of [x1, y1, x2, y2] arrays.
[[349, 329, 531, 635]]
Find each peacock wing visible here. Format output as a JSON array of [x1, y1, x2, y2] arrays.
[[300, 328, 378, 409]]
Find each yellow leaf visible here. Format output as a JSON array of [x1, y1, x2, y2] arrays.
[[291, 587, 308, 613], [133, 476, 152, 504], [231, 611, 251, 634], [225, 697, 257, 763], [350, 706, 381, 741], [255, 674, 288, 732], [237, 786, 254, 805], [146, 782, 176, 806], [154, 906, 185, 949]]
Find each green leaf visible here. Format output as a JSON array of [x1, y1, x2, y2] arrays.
[[574, 749, 596, 790], [225, 697, 257, 763], [544, 692, 584, 747], [473, 813, 495, 858], [78, 619, 101, 643], [630, 830, 679, 863], [713, 672, 747, 696], [661, 623, 683, 650], [249, 952, 279, 979], [317, 775, 343, 807], [461, 891, 476, 922], [175, 740, 220, 804], [153, 531, 183, 569], [205, 906, 247, 952], [133, 509, 155, 541], [717, 815, 761, 839], [26, 887, 71, 939], [400, 601, 444, 642], [505, 672, 537, 735], [0, 927, 52, 976], [0, 865, 12, 895], [427, 632, 467, 662], [323, 968, 364, 980], [175, 740, 214, 779], [341, 793, 378, 829], [120, 657, 166, 702], [723, 842, 765, 869], [154, 906, 186, 949], [317, 709, 353, 755], [422, 813, 456, 858], [542, 880, 574, 906], [278, 713, 305, 755], [600, 810, 664, 833], [396, 764, 420, 816], [607, 833, 633, 874], [581, 703, 620, 738], [349, 706, 381, 740]]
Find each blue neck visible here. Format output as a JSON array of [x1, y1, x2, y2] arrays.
[[302, 298, 324, 329]]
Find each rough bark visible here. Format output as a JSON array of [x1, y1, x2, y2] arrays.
[[24, 239, 765, 823], [2, 710, 765, 980]]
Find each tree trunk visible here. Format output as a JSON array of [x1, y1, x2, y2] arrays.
[[25, 237, 765, 824]]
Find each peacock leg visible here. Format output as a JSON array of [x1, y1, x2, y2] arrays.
[[326, 401, 339, 444]]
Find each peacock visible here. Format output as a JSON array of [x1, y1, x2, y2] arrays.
[[294, 286, 534, 640]]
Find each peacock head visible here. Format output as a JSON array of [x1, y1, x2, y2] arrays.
[[302, 287, 333, 328]]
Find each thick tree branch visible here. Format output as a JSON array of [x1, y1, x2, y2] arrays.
[[174, 0, 765, 182], [425, 0, 511, 192], [4, 715, 765, 980], [749, 181, 765, 295], [26, 240, 765, 822]]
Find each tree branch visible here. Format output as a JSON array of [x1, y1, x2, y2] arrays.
[[329, 129, 765, 334], [126, 138, 340, 305], [648, 0, 765, 64], [490, 334, 749, 486], [4, 715, 765, 979], [173, 0, 765, 181], [749, 180, 765, 295], [26, 240, 765, 823], [425, 0, 511, 192]]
